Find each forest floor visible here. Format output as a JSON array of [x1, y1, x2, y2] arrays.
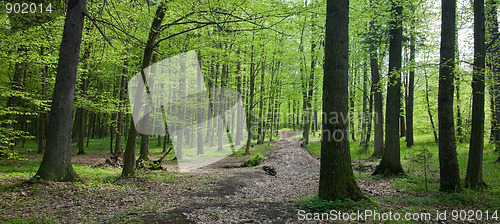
[[0, 131, 499, 223]]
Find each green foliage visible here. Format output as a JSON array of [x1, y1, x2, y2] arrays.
[[243, 153, 263, 167]]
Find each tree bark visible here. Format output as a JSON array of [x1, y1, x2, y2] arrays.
[[370, 50, 384, 157], [245, 42, 256, 155], [373, 0, 405, 176], [438, 0, 461, 192], [486, 0, 500, 151], [465, 0, 487, 189], [35, 0, 86, 181], [115, 59, 128, 154], [77, 41, 91, 155], [406, 24, 415, 147], [122, 2, 166, 176], [319, 0, 365, 201]]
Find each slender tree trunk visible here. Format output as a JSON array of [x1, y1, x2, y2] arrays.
[[115, 59, 128, 154], [245, 43, 256, 155], [35, 0, 86, 181], [122, 3, 166, 176], [370, 49, 384, 157], [304, 40, 316, 146], [438, 0, 461, 192], [465, 0, 487, 189], [37, 46, 48, 154], [319, 0, 365, 201], [486, 0, 500, 151], [349, 68, 356, 141], [425, 73, 439, 143], [361, 62, 369, 146], [235, 49, 243, 146], [257, 52, 266, 145], [373, 0, 405, 176], [406, 24, 415, 147]]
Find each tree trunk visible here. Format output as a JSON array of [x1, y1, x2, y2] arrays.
[[257, 52, 266, 145], [438, 0, 461, 192], [115, 59, 128, 153], [465, 0, 487, 189], [235, 49, 243, 146], [77, 26, 92, 155], [425, 73, 439, 143], [319, 0, 365, 201], [35, 0, 86, 181], [370, 49, 384, 157], [245, 42, 256, 155], [486, 0, 500, 151], [361, 62, 369, 146], [373, 0, 405, 176], [349, 68, 356, 141], [406, 24, 415, 147], [122, 2, 166, 176], [37, 46, 48, 154]]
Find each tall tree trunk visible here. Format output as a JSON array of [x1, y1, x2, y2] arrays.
[[373, 0, 405, 176], [235, 49, 243, 146], [486, 0, 500, 151], [370, 49, 384, 157], [361, 61, 369, 146], [438, 0, 461, 192], [349, 68, 357, 141], [257, 52, 266, 145], [304, 40, 316, 146], [35, 0, 86, 181], [122, 3, 166, 176], [399, 94, 406, 137], [406, 24, 415, 147], [115, 59, 128, 154], [465, 0, 487, 189], [319, 0, 365, 201], [245, 42, 256, 155], [77, 42, 90, 155], [37, 46, 48, 154]]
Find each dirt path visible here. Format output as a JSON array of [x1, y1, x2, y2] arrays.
[[148, 130, 318, 223]]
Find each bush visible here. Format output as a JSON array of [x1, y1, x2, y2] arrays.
[[243, 154, 263, 167]]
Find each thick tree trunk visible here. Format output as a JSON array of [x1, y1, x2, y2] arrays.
[[373, 0, 404, 176], [438, 0, 461, 192], [319, 0, 365, 201], [465, 0, 487, 189], [35, 0, 86, 181]]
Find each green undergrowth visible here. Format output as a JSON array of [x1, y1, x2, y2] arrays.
[[302, 132, 500, 216]]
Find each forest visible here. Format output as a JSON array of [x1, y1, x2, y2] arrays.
[[0, 0, 499, 223]]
